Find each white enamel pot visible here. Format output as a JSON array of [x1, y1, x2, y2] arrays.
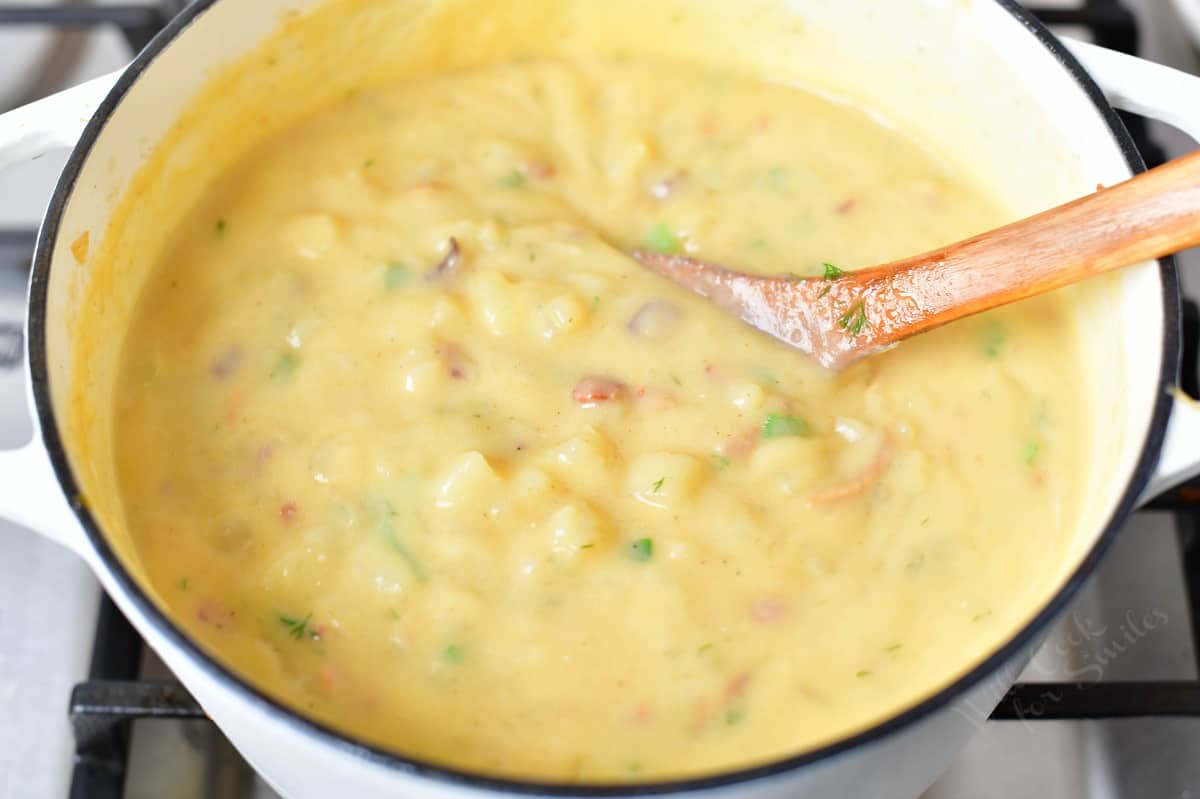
[[3, 1, 1200, 797]]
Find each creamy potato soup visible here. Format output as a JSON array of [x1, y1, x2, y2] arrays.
[[113, 55, 1085, 779]]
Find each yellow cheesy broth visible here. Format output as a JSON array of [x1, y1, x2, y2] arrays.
[[114, 56, 1085, 780]]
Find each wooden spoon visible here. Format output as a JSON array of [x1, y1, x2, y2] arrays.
[[632, 149, 1200, 370]]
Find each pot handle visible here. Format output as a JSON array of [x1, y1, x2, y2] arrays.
[[0, 70, 122, 173], [1061, 39, 1200, 504], [0, 71, 123, 551], [0, 435, 86, 555]]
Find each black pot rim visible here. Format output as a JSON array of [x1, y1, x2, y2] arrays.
[[26, 1, 1182, 794]]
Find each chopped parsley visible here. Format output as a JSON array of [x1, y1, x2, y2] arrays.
[[629, 537, 654, 562], [651, 476, 666, 494], [724, 708, 745, 725], [443, 643, 465, 663], [837, 301, 868, 337], [271, 352, 298, 379], [856, 669, 872, 678], [761, 412, 810, 438], [982, 320, 1005, 358], [177, 577, 189, 591], [591, 295, 601, 312], [822, 262, 844, 280], [1023, 441, 1041, 465], [710, 453, 731, 470], [363, 157, 376, 169], [215, 217, 226, 235], [885, 643, 903, 653], [765, 165, 790, 191], [645, 222, 681, 254], [279, 613, 317, 640], [384, 262, 409, 290], [498, 169, 525, 188]]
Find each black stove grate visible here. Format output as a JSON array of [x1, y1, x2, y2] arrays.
[[0, 0, 1196, 796]]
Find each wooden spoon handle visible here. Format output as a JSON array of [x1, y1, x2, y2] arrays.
[[864, 148, 1200, 335]]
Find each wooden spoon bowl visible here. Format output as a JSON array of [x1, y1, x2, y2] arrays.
[[634, 149, 1200, 369]]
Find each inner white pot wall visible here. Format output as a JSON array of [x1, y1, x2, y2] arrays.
[[43, 0, 1159, 733]]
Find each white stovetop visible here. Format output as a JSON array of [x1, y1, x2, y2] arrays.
[[1, 2, 1199, 798]]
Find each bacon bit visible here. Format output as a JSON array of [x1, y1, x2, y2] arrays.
[[436, 340, 472, 380], [836, 197, 858, 215], [649, 171, 686, 200], [209, 346, 243, 379], [572, 376, 626, 407], [690, 697, 711, 732], [725, 672, 751, 702], [721, 426, 760, 459], [631, 703, 654, 723], [222, 391, 246, 424], [808, 433, 894, 506], [196, 599, 234, 629], [432, 237, 462, 279], [636, 386, 678, 412], [317, 664, 340, 695], [753, 113, 772, 133], [520, 160, 555, 180], [279, 501, 297, 521], [751, 596, 786, 622], [627, 300, 682, 337]]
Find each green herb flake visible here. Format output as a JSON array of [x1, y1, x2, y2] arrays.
[[765, 165, 790, 191], [271, 352, 299, 379], [697, 643, 714, 655], [279, 612, 316, 640], [177, 577, 189, 591], [629, 537, 654, 562], [386, 608, 400, 620], [724, 708, 745, 725], [761, 412, 810, 439], [710, 453, 732, 470], [645, 222, 681, 254], [982, 320, 1005, 358], [443, 643, 465, 663], [651, 476, 666, 494], [215, 218, 227, 235], [378, 516, 427, 581], [817, 284, 833, 299], [1023, 440, 1041, 466], [579, 543, 595, 550], [363, 157, 376, 169], [822, 262, 845, 280], [498, 169, 526, 189], [384, 262, 410, 290], [837, 300, 869, 337], [885, 643, 903, 653], [591, 295, 601, 312], [906, 552, 926, 573], [972, 610, 993, 623], [750, 237, 769, 251], [856, 669, 872, 678]]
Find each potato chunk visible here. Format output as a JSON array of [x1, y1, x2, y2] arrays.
[[625, 452, 704, 509]]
